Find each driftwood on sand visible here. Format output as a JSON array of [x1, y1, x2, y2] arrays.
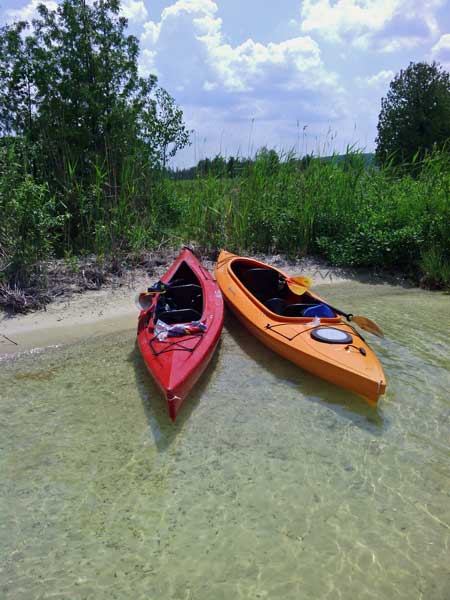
[[0, 250, 187, 315]]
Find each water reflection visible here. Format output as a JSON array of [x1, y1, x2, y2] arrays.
[[224, 312, 385, 433], [129, 339, 222, 452]]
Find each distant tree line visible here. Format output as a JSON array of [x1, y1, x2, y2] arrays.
[[169, 155, 261, 180], [173, 61, 450, 179], [169, 149, 375, 180]]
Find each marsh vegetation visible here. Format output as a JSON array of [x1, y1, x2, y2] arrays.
[[1, 1, 450, 311]]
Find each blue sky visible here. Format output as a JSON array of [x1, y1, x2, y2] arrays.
[[1, 0, 450, 167]]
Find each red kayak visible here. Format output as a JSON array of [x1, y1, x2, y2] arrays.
[[137, 248, 224, 421]]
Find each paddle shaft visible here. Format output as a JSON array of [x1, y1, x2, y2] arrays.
[[285, 277, 353, 320], [322, 303, 353, 321], [286, 274, 383, 336]]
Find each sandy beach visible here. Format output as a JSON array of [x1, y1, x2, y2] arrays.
[[0, 277, 143, 357], [0, 253, 401, 359]]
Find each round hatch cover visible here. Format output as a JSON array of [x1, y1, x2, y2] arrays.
[[311, 327, 353, 344]]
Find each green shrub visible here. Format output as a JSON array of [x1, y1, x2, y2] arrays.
[[2, 141, 449, 291], [0, 146, 64, 284], [169, 147, 450, 288], [316, 224, 424, 268], [419, 248, 450, 288]]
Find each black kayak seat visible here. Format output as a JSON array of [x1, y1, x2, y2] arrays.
[[282, 303, 314, 317], [265, 297, 287, 314], [166, 284, 202, 312], [157, 308, 201, 325], [241, 268, 280, 299]]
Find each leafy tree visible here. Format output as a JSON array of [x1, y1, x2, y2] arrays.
[[299, 153, 313, 170], [0, 0, 190, 181], [0, 0, 190, 253], [227, 156, 236, 178], [210, 154, 226, 177], [197, 158, 211, 177], [376, 61, 450, 166], [0, 21, 32, 138], [255, 147, 280, 176], [138, 86, 191, 169]]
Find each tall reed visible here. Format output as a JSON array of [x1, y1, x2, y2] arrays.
[[2, 142, 449, 289], [169, 147, 450, 287]]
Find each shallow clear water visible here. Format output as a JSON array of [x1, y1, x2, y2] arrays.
[[1, 281, 449, 600]]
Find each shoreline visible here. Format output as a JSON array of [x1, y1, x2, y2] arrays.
[[0, 251, 414, 358]]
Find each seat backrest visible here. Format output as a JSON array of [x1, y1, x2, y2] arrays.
[[282, 303, 311, 317], [166, 284, 202, 312], [265, 297, 287, 314], [241, 268, 280, 298]]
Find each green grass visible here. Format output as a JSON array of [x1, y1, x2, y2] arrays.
[[1, 144, 450, 290], [166, 149, 450, 288]]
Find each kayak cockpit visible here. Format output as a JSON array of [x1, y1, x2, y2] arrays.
[[138, 247, 224, 421], [156, 260, 203, 323], [230, 259, 336, 319]]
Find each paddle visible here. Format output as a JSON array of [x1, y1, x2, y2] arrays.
[[284, 275, 313, 295], [135, 292, 155, 311], [284, 274, 384, 338], [323, 304, 384, 338], [135, 278, 185, 311]]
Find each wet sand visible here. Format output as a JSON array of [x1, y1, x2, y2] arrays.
[[0, 254, 406, 358], [0, 274, 147, 356]]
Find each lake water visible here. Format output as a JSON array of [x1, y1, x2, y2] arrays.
[[1, 281, 449, 599]]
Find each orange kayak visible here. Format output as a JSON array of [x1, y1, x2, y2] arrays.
[[215, 250, 386, 404]]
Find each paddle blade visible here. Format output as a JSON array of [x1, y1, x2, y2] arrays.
[[287, 282, 308, 295], [285, 275, 313, 296], [290, 276, 313, 287], [352, 315, 384, 338], [135, 292, 153, 311]]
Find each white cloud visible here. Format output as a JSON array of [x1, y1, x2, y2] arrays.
[[430, 33, 450, 69], [356, 69, 394, 89], [140, 0, 344, 115], [142, 21, 161, 45], [121, 0, 148, 24], [203, 81, 218, 91], [4, 0, 148, 25], [301, 0, 392, 43], [4, 0, 58, 22], [137, 0, 356, 163], [300, 0, 445, 52], [141, 49, 159, 76]]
